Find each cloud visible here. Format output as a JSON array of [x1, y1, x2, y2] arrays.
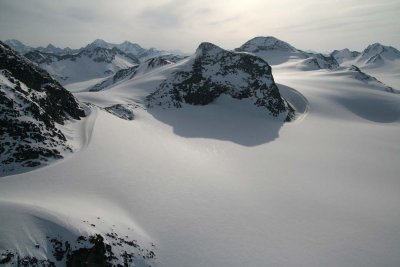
[[0, 0, 398, 52]]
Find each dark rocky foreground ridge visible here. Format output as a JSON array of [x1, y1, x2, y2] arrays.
[[147, 42, 295, 121], [0, 41, 85, 174]]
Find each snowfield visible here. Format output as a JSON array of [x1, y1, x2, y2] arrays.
[[1, 39, 400, 267]]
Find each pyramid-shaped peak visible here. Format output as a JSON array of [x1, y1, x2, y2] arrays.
[[119, 41, 142, 48], [361, 43, 400, 59], [121, 40, 137, 45], [46, 43, 56, 49]]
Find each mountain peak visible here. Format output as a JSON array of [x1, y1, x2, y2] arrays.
[[5, 39, 25, 46], [147, 42, 294, 120], [237, 36, 297, 53], [84, 39, 111, 50], [46, 43, 56, 49], [359, 43, 400, 64], [92, 38, 108, 45], [195, 42, 223, 57]]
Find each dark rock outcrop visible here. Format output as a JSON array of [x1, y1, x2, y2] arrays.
[[0, 41, 85, 174], [147, 42, 295, 120]]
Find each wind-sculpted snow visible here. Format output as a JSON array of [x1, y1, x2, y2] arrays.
[[1, 36, 400, 267], [147, 42, 295, 121], [0, 42, 85, 175], [348, 65, 399, 93], [0, 201, 157, 267]]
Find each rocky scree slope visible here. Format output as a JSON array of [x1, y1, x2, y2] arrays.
[[0, 41, 85, 174], [147, 42, 295, 121]]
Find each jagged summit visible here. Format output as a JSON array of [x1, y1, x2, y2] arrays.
[[147, 41, 295, 121], [84, 38, 112, 50], [357, 43, 400, 65], [46, 43, 56, 49], [236, 36, 297, 53]]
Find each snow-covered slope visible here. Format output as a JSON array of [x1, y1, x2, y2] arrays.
[[296, 53, 339, 71], [89, 54, 186, 92], [331, 48, 360, 64], [330, 43, 400, 89], [24, 47, 139, 85], [83, 39, 177, 62], [356, 43, 400, 66], [236, 36, 339, 70], [346, 65, 398, 93], [0, 41, 85, 175], [1, 38, 400, 267]]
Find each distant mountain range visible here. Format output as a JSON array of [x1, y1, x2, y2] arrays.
[[4, 39, 186, 85], [4, 38, 183, 59], [1, 35, 400, 267], [331, 43, 400, 67], [235, 36, 339, 70], [4, 37, 399, 89]]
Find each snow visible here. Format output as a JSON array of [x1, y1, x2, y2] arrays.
[[1, 40, 400, 267], [332, 43, 400, 89], [64, 77, 109, 93]]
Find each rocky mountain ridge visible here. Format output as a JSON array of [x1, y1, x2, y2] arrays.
[[147, 42, 295, 121], [0, 41, 85, 174]]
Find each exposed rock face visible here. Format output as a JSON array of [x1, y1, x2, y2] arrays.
[[0, 232, 157, 267], [0, 41, 85, 174], [147, 42, 295, 120]]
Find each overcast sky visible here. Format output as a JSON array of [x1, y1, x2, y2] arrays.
[[0, 0, 399, 53]]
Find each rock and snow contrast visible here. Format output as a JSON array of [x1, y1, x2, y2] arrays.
[[331, 43, 400, 88], [0, 41, 85, 174], [6, 39, 186, 92], [1, 36, 400, 267], [147, 42, 295, 121]]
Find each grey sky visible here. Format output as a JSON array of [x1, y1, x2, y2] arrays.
[[0, 0, 399, 53]]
